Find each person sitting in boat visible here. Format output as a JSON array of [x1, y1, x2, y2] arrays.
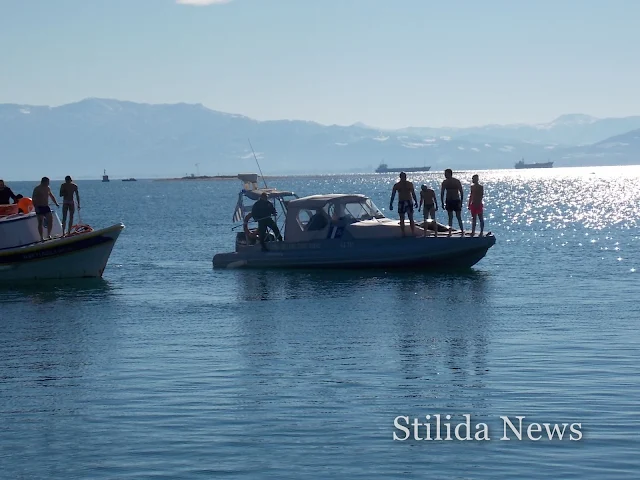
[[0, 179, 18, 204], [250, 192, 283, 252], [307, 208, 329, 231], [328, 203, 350, 226]]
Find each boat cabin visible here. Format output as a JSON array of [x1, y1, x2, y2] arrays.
[[284, 194, 388, 242]]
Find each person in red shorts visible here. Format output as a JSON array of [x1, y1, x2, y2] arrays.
[[468, 174, 484, 237]]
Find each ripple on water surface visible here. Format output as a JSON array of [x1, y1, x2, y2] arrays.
[[1, 166, 639, 479]]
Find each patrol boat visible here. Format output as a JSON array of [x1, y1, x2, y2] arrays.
[[212, 174, 496, 269], [0, 201, 124, 281]]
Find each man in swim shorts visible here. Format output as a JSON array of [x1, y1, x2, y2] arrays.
[[440, 169, 464, 236], [468, 174, 484, 237], [418, 184, 438, 237], [59, 175, 80, 235], [32, 177, 60, 241], [389, 172, 418, 236]]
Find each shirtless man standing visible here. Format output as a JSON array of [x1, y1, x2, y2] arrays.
[[60, 175, 80, 235], [468, 174, 484, 237], [32, 177, 60, 241], [440, 169, 464, 236], [418, 184, 438, 237], [390, 172, 418, 236]]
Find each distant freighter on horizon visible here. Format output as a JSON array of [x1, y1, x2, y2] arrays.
[[375, 163, 431, 173], [515, 159, 554, 169]]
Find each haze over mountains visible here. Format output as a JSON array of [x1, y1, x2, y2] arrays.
[[1, 98, 640, 180]]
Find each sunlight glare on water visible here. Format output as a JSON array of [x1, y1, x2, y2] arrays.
[[1, 165, 639, 479]]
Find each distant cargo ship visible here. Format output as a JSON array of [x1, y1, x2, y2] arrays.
[[122, 178, 137, 182], [375, 163, 431, 173], [515, 159, 553, 169]]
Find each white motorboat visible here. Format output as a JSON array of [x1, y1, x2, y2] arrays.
[[0, 204, 124, 281], [212, 174, 496, 269]]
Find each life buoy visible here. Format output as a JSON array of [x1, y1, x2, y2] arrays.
[[17, 197, 34, 214], [70, 224, 94, 235], [243, 213, 258, 240], [0, 204, 19, 216]]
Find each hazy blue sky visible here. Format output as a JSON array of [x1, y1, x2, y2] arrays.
[[1, 0, 638, 128]]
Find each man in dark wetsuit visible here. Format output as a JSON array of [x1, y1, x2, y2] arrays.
[[59, 175, 80, 236], [389, 172, 418, 236], [250, 192, 283, 251], [0, 179, 18, 204], [32, 177, 60, 241], [440, 169, 465, 236]]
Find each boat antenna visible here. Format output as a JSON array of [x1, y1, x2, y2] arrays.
[[248, 138, 269, 189], [247, 139, 288, 227]]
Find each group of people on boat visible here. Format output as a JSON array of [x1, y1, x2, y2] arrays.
[[0, 176, 81, 241], [389, 169, 485, 237], [240, 169, 486, 250]]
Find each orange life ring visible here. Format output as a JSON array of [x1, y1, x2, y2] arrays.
[[17, 197, 34, 214], [243, 213, 258, 240], [0, 204, 19, 216], [70, 224, 94, 235]]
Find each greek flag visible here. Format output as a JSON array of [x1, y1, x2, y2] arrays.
[[232, 192, 253, 223]]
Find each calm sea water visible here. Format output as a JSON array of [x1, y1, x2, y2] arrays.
[[1, 167, 639, 479]]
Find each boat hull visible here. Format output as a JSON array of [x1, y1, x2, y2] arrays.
[[515, 162, 553, 169], [213, 233, 496, 270], [0, 224, 124, 281]]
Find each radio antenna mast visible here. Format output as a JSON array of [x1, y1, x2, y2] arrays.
[[248, 139, 269, 189]]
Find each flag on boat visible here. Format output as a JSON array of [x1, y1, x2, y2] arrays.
[[232, 192, 254, 223]]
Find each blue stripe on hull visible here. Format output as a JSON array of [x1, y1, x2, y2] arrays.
[[0, 235, 115, 265]]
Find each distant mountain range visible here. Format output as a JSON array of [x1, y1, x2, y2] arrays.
[[1, 98, 639, 180], [396, 114, 640, 146]]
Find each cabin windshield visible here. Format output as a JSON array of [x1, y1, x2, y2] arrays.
[[328, 198, 385, 222]]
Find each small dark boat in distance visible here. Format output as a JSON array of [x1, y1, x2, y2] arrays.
[[375, 162, 431, 173], [515, 159, 554, 169], [122, 178, 137, 182], [102, 169, 110, 182]]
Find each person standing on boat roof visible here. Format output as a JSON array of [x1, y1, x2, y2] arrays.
[[59, 175, 80, 236], [468, 174, 484, 237], [418, 184, 438, 237], [440, 169, 465, 236], [32, 177, 60, 241], [250, 192, 283, 252], [0, 179, 18, 204], [389, 172, 418, 236]]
